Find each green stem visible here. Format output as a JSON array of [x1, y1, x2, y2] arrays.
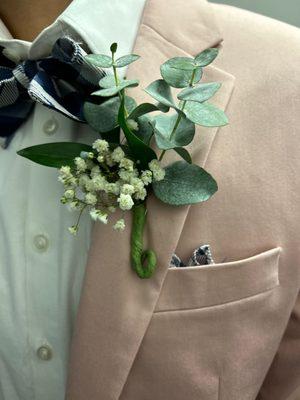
[[158, 69, 197, 162], [131, 201, 157, 279]]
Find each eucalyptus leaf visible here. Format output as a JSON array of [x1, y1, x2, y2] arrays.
[[99, 75, 116, 88], [83, 96, 136, 133], [135, 115, 154, 145], [184, 101, 228, 127], [160, 61, 202, 88], [144, 79, 175, 108], [118, 97, 157, 169], [85, 54, 112, 68], [153, 113, 195, 150], [92, 79, 139, 97], [152, 160, 218, 205], [174, 147, 192, 163], [164, 57, 196, 71], [114, 54, 140, 67], [128, 103, 159, 120], [194, 48, 219, 67], [17, 142, 92, 168], [178, 82, 221, 103], [99, 127, 120, 143]]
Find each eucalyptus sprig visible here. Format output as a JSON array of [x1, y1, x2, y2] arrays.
[[17, 42, 228, 279]]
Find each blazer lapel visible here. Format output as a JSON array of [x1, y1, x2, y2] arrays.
[[66, 1, 235, 399]]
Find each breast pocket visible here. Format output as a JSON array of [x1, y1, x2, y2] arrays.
[[155, 246, 281, 312], [121, 247, 283, 400]]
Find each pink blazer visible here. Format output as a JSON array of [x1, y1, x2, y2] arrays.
[[66, 1, 300, 399]]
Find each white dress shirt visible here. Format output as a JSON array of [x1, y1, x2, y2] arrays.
[[0, 1, 146, 399]]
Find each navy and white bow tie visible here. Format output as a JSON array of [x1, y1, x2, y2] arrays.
[[0, 36, 105, 149]]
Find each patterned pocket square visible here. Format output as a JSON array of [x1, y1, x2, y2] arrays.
[[169, 244, 215, 268]]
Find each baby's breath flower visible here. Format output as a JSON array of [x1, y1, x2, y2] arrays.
[[92, 139, 109, 154], [104, 182, 120, 195], [127, 119, 139, 131], [89, 208, 108, 224], [140, 169, 152, 185], [78, 173, 90, 188], [91, 165, 100, 177], [113, 218, 126, 231], [120, 183, 135, 195], [68, 225, 78, 235], [68, 201, 80, 211], [111, 146, 125, 163], [107, 205, 116, 213], [118, 169, 135, 182], [105, 153, 116, 167], [117, 193, 134, 210], [91, 175, 107, 190], [64, 189, 75, 199], [148, 159, 165, 181], [59, 166, 72, 177], [119, 157, 134, 171], [130, 177, 144, 191], [134, 187, 147, 201], [80, 151, 89, 159], [74, 157, 87, 172], [97, 154, 105, 163], [85, 193, 97, 205]]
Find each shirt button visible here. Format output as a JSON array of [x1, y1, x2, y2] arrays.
[[37, 345, 53, 361], [33, 234, 49, 252], [43, 117, 58, 135]]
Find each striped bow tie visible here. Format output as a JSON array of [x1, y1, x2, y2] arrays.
[[0, 36, 105, 149]]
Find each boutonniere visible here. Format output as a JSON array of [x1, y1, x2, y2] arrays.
[[18, 41, 228, 279]]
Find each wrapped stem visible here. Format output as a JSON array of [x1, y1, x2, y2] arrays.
[[131, 201, 157, 278]]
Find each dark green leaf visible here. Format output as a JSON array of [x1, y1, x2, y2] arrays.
[[92, 79, 139, 97], [160, 62, 202, 88], [17, 142, 92, 168], [194, 48, 219, 67], [114, 54, 140, 67], [184, 101, 228, 127], [174, 147, 192, 163], [128, 103, 159, 119], [177, 82, 221, 103], [110, 43, 118, 53], [135, 115, 154, 145], [118, 97, 157, 169], [99, 127, 120, 143], [153, 113, 195, 150], [152, 160, 218, 205], [83, 96, 136, 133], [85, 54, 112, 68]]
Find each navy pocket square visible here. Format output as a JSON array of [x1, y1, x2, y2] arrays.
[[169, 244, 215, 268]]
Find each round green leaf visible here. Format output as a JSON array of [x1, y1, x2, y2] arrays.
[[177, 82, 221, 103], [152, 160, 218, 205], [164, 57, 196, 71], [153, 113, 195, 150], [85, 54, 112, 68], [194, 48, 219, 67], [92, 79, 139, 97], [99, 75, 116, 88], [114, 54, 140, 67], [184, 101, 228, 127], [174, 147, 192, 163], [17, 142, 92, 168], [83, 96, 136, 133], [160, 62, 202, 88], [144, 79, 175, 108]]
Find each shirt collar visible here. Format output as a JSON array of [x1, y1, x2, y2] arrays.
[[0, 0, 147, 60]]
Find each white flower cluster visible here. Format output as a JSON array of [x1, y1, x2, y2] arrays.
[[58, 139, 166, 235]]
